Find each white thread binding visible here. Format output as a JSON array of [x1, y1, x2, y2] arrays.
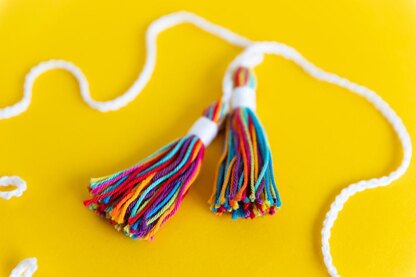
[[2, 11, 411, 277], [9, 258, 38, 277], [187, 117, 218, 146], [231, 87, 256, 111]]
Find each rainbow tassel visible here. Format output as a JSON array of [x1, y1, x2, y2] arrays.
[[210, 67, 281, 219], [84, 101, 226, 240]]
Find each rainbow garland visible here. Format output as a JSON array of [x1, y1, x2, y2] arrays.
[[210, 67, 281, 219], [84, 101, 226, 240]]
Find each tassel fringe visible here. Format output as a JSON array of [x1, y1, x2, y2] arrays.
[[84, 101, 226, 240], [210, 67, 281, 219]]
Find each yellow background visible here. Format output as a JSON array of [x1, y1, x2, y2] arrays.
[[0, 0, 416, 276]]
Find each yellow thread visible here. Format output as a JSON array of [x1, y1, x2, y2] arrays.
[[135, 197, 152, 215], [144, 197, 177, 240], [219, 157, 236, 204], [110, 173, 155, 223], [250, 123, 259, 201], [209, 120, 231, 204], [239, 110, 256, 201], [110, 188, 137, 222], [251, 124, 259, 180], [146, 189, 180, 225], [117, 175, 155, 223], [191, 141, 202, 160], [146, 160, 202, 226], [236, 113, 249, 199]]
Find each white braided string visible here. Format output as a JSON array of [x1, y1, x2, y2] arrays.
[[2, 11, 411, 277], [9, 258, 37, 277]]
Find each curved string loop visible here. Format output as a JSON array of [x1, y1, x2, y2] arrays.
[[0, 11, 252, 119]]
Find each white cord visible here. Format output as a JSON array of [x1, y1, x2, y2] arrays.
[[1, 11, 251, 119], [1, 10, 411, 277], [0, 176, 26, 200], [9, 258, 38, 277]]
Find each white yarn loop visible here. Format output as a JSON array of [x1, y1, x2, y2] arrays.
[[0, 176, 26, 200], [9, 258, 38, 277], [1, 10, 411, 277]]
